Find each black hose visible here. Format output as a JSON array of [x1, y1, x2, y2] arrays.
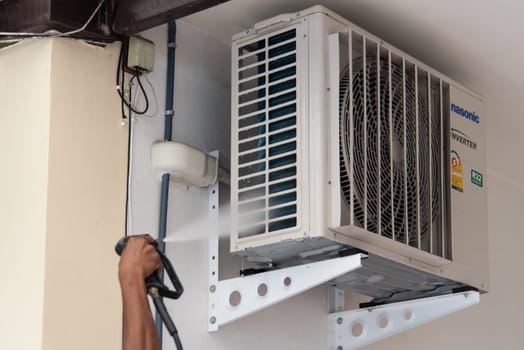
[[150, 291, 183, 350]]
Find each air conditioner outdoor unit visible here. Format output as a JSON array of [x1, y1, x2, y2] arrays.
[[230, 5, 488, 303]]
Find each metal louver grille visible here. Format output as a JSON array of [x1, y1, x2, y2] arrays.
[[339, 32, 451, 259], [235, 28, 299, 238]]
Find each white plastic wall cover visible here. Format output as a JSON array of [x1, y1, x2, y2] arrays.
[[151, 141, 218, 187]]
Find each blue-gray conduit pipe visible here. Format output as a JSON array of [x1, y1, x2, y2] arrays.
[[156, 20, 177, 346]]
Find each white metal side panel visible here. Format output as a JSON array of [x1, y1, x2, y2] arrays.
[[305, 12, 348, 239], [328, 32, 342, 229], [448, 86, 489, 290]]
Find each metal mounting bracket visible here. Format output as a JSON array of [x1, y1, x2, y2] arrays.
[[206, 151, 362, 331], [208, 253, 362, 331], [205, 151, 479, 344], [328, 290, 480, 350]]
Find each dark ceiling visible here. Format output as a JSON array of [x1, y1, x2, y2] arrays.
[[0, 0, 229, 40]]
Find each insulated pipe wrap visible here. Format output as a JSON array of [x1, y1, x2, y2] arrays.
[[156, 20, 177, 345]]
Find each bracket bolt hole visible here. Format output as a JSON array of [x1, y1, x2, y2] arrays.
[[404, 310, 412, 321], [351, 322, 364, 337], [257, 283, 268, 296], [229, 291, 242, 307], [283, 277, 292, 286], [378, 315, 389, 329]]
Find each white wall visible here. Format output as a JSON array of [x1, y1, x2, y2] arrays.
[[132, 18, 523, 350]]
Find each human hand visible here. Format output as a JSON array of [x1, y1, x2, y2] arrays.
[[118, 235, 162, 284]]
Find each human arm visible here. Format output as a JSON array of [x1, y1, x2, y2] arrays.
[[118, 235, 162, 350]]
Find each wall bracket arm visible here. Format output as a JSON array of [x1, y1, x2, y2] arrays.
[[205, 153, 479, 345], [328, 290, 480, 349], [208, 235, 362, 331]]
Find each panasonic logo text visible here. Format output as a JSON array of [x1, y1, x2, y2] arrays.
[[451, 103, 480, 124]]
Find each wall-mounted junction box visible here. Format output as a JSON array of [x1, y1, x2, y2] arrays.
[[127, 36, 155, 73]]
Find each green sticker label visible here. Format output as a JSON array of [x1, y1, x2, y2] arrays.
[[471, 169, 483, 187]]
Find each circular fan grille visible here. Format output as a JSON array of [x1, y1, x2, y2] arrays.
[[339, 59, 441, 245]]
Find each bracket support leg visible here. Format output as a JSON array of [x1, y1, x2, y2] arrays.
[[328, 290, 480, 350], [208, 252, 362, 331]]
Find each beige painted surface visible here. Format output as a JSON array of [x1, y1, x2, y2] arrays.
[[0, 38, 126, 350], [41, 39, 126, 350], [0, 39, 52, 350]]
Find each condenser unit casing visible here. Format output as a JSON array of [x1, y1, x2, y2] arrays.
[[230, 6, 488, 302]]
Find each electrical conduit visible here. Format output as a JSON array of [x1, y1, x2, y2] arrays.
[[156, 21, 177, 347]]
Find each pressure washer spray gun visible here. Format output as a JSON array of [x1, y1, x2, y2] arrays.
[[115, 236, 184, 350]]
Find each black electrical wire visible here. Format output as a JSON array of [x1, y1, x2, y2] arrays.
[[116, 42, 125, 118], [117, 46, 128, 119], [123, 114, 131, 236], [123, 74, 134, 237], [115, 43, 150, 115], [120, 46, 128, 117], [134, 73, 150, 113], [123, 73, 143, 238]]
